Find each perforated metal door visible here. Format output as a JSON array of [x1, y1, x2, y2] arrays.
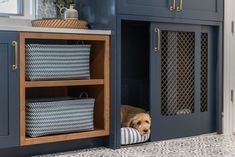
[[161, 31, 195, 116], [150, 24, 216, 140]]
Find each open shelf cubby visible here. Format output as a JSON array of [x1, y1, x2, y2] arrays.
[[20, 32, 110, 146]]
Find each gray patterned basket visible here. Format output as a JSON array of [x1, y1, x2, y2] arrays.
[[26, 96, 95, 137], [25, 44, 91, 81]]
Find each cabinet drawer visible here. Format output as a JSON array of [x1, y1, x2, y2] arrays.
[[117, 0, 175, 18], [175, 0, 223, 21], [117, 0, 223, 21]]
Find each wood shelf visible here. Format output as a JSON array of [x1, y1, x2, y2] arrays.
[[20, 32, 110, 146], [23, 129, 109, 146], [25, 79, 104, 88]]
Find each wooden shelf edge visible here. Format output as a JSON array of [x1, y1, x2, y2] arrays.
[[21, 129, 109, 146], [25, 79, 104, 88]]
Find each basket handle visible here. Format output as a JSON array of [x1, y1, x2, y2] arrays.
[[79, 92, 89, 99]]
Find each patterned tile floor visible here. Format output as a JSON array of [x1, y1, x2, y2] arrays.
[[35, 134, 235, 157]]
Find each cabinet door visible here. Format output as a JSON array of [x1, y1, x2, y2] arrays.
[[175, 0, 223, 21], [150, 24, 216, 141], [0, 32, 19, 148], [117, 0, 175, 18]]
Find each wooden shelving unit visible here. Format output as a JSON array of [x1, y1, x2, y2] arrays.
[[24, 129, 106, 145], [20, 32, 110, 146], [25, 79, 104, 88]]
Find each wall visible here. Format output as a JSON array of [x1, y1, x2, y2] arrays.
[[223, 0, 234, 135]]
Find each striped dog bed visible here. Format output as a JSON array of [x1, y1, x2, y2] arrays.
[[121, 127, 150, 145]]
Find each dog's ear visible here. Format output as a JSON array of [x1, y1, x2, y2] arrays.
[[145, 111, 151, 120], [127, 115, 136, 127], [126, 118, 133, 127], [129, 119, 135, 128]]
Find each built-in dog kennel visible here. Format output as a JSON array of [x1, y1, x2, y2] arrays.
[[121, 21, 150, 145], [120, 20, 219, 145]]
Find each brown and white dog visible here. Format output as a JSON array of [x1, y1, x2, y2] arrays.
[[121, 105, 151, 135]]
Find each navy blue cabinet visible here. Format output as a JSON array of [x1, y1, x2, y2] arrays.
[[78, 0, 223, 150], [0, 32, 20, 148], [117, 0, 223, 21]]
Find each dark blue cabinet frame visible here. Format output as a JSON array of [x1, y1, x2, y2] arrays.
[[0, 32, 20, 149], [116, 15, 223, 146]]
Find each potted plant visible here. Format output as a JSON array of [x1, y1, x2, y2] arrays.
[[45, 0, 75, 18]]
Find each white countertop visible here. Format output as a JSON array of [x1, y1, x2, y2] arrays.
[[0, 25, 111, 35]]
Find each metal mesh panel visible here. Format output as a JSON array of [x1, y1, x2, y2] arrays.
[[201, 33, 208, 112], [161, 31, 195, 116]]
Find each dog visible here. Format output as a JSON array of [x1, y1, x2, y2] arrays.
[[121, 105, 151, 135]]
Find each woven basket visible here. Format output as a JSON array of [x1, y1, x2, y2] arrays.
[[31, 19, 88, 29], [25, 44, 91, 81], [26, 95, 95, 137]]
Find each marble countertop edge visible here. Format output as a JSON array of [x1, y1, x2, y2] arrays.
[[0, 25, 112, 35]]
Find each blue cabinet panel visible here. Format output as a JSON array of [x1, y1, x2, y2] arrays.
[[0, 32, 20, 148], [0, 43, 9, 137]]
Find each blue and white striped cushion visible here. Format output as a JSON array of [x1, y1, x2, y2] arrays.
[[121, 127, 150, 145]]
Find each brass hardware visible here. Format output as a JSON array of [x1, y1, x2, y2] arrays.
[[177, 0, 183, 11], [12, 41, 18, 70], [154, 28, 161, 52], [170, 0, 176, 11]]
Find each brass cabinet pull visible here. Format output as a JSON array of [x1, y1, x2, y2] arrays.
[[154, 28, 161, 52], [170, 0, 176, 11], [12, 41, 18, 70], [177, 0, 183, 11]]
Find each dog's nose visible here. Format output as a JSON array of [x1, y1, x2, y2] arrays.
[[143, 129, 148, 133]]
